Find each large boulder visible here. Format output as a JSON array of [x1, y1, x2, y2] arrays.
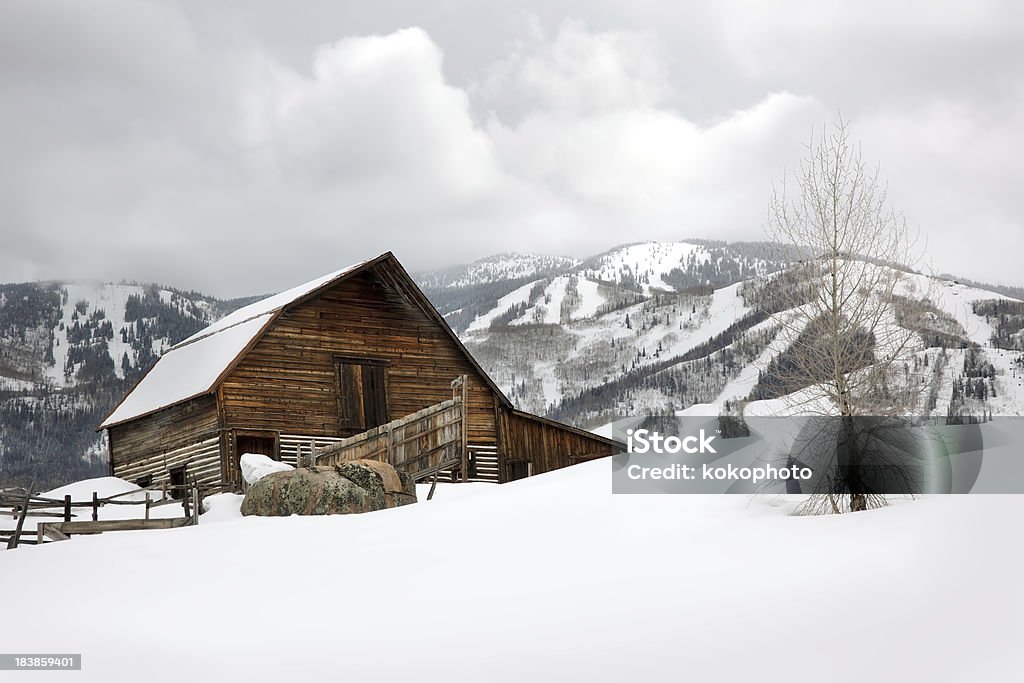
[[240, 460, 416, 517]]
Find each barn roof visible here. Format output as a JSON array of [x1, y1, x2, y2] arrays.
[[99, 252, 510, 429]]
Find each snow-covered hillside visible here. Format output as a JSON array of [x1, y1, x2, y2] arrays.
[[417, 252, 581, 289], [577, 241, 710, 294], [2, 461, 1021, 683], [0, 281, 224, 390], [457, 241, 783, 334], [0, 282, 250, 488], [47, 282, 218, 386], [460, 251, 1024, 429]]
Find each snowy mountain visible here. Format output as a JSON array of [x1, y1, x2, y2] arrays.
[[419, 240, 793, 334], [0, 282, 261, 488], [438, 242, 1024, 431], [416, 252, 582, 289], [4, 240, 1023, 489]]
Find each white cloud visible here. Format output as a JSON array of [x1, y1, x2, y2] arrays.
[[1, 2, 1021, 294], [519, 20, 671, 112], [241, 28, 500, 198]]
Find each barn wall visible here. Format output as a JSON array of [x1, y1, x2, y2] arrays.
[[498, 409, 617, 479], [219, 269, 499, 445], [113, 437, 222, 490], [108, 394, 221, 486]]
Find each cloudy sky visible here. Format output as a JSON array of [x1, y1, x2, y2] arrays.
[[2, 1, 1021, 297]]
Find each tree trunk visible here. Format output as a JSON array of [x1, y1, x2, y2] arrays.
[[839, 413, 868, 513]]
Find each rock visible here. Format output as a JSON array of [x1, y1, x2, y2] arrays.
[[240, 459, 416, 517]]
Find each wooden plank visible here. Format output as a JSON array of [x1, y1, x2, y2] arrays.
[[316, 396, 466, 481], [38, 523, 69, 542], [46, 518, 192, 535]]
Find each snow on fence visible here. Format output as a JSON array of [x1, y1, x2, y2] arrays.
[[0, 477, 226, 549]]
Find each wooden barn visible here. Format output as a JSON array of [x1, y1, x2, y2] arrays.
[[98, 252, 618, 492]]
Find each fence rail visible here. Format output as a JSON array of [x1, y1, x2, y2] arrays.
[[1, 477, 213, 550]]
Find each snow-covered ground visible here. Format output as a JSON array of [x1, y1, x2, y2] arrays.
[[2, 461, 1022, 683]]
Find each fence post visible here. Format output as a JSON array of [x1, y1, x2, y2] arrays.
[[145, 493, 151, 520], [387, 424, 394, 467], [182, 485, 191, 519], [92, 492, 98, 522], [460, 376, 468, 482], [451, 375, 469, 482], [192, 477, 200, 525], [6, 484, 33, 550], [63, 495, 71, 523]]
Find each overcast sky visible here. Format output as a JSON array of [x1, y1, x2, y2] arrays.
[[1, 1, 1022, 297]]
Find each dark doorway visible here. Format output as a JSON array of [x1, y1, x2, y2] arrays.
[[168, 466, 186, 500], [336, 358, 389, 432], [236, 434, 277, 460], [230, 431, 279, 489], [506, 460, 531, 482]]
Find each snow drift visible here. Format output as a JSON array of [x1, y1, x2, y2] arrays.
[[1, 459, 1021, 683]]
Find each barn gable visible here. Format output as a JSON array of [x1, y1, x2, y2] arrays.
[[99, 252, 508, 430], [218, 260, 503, 442]]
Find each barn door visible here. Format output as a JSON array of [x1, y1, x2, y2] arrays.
[[336, 358, 389, 432], [236, 434, 277, 460], [231, 431, 280, 488]]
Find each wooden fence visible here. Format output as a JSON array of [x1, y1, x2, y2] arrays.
[[316, 377, 468, 482], [0, 477, 221, 550]]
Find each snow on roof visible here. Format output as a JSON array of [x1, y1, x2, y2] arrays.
[[100, 257, 378, 428], [100, 313, 274, 428], [178, 258, 372, 345]]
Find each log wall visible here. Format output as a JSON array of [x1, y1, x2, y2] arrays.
[[111, 436, 221, 490], [108, 395, 220, 485], [219, 268, 499, 445]]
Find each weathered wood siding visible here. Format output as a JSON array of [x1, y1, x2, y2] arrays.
[[498, 409, 617, 479], [279, 434, 344, 466], [113, 437, 222, 490], [108, 395, 220, 485], [219, 268, 499, 445], [316, 398, 464, 480]]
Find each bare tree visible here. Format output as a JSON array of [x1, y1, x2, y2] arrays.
[[764, 116, 930, 513]]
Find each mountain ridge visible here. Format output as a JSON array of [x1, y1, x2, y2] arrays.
[[3, 239, 1023, 488]]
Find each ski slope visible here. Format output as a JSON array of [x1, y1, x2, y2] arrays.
[[579, 241, 709, 294]]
